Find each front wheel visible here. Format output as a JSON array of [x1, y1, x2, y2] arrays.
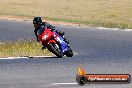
[[65, 48, 73, 57], [48, 43, 63, 58]]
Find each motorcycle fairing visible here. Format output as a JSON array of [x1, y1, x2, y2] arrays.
[[54, 35, 68, 53]]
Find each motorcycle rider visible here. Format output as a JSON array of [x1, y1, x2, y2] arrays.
[[33, 16, 69, 49]]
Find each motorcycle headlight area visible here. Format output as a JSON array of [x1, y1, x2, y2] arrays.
[[42, 34, 48, 40]]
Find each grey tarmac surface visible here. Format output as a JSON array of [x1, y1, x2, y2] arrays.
[[0, 19, 132, 88]]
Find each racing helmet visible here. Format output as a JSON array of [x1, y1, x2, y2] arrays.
[[33, 17, 42, 25]]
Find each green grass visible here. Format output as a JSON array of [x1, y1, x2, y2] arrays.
[[0, 0, 132, 29], [0, 40, 52, 57]]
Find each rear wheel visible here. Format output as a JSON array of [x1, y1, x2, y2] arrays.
[[76, 76, 86, 86], [48, 43, 63, 58], [65, 48, 73, 57]]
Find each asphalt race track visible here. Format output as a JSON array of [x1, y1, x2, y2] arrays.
[[0, 19, 132, 88]]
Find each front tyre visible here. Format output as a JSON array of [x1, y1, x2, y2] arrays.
[[48, 43, 63, 58], [65, 48, 73, 57]]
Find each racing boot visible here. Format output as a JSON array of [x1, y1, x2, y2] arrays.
[[41, 43, 46, 50], [41, 46, 46, 50]]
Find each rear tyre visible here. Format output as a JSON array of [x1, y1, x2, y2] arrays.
[[48, 43, 63, 58], [65, 48, 73, 57], [76, 76, 86, 86]]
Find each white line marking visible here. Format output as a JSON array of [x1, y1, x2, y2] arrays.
[[0, 56, 53, 59], [29, 56, 54, 58], [97, 27, 111, 30], [0, 57, 29, 59], [0, 51, 78, 59], [97, 27, 132, 31], [52, 82, 78, 85], [124, 29, 132, 31]]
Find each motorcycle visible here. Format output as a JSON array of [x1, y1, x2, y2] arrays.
[[37, 26, 73, 58]]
